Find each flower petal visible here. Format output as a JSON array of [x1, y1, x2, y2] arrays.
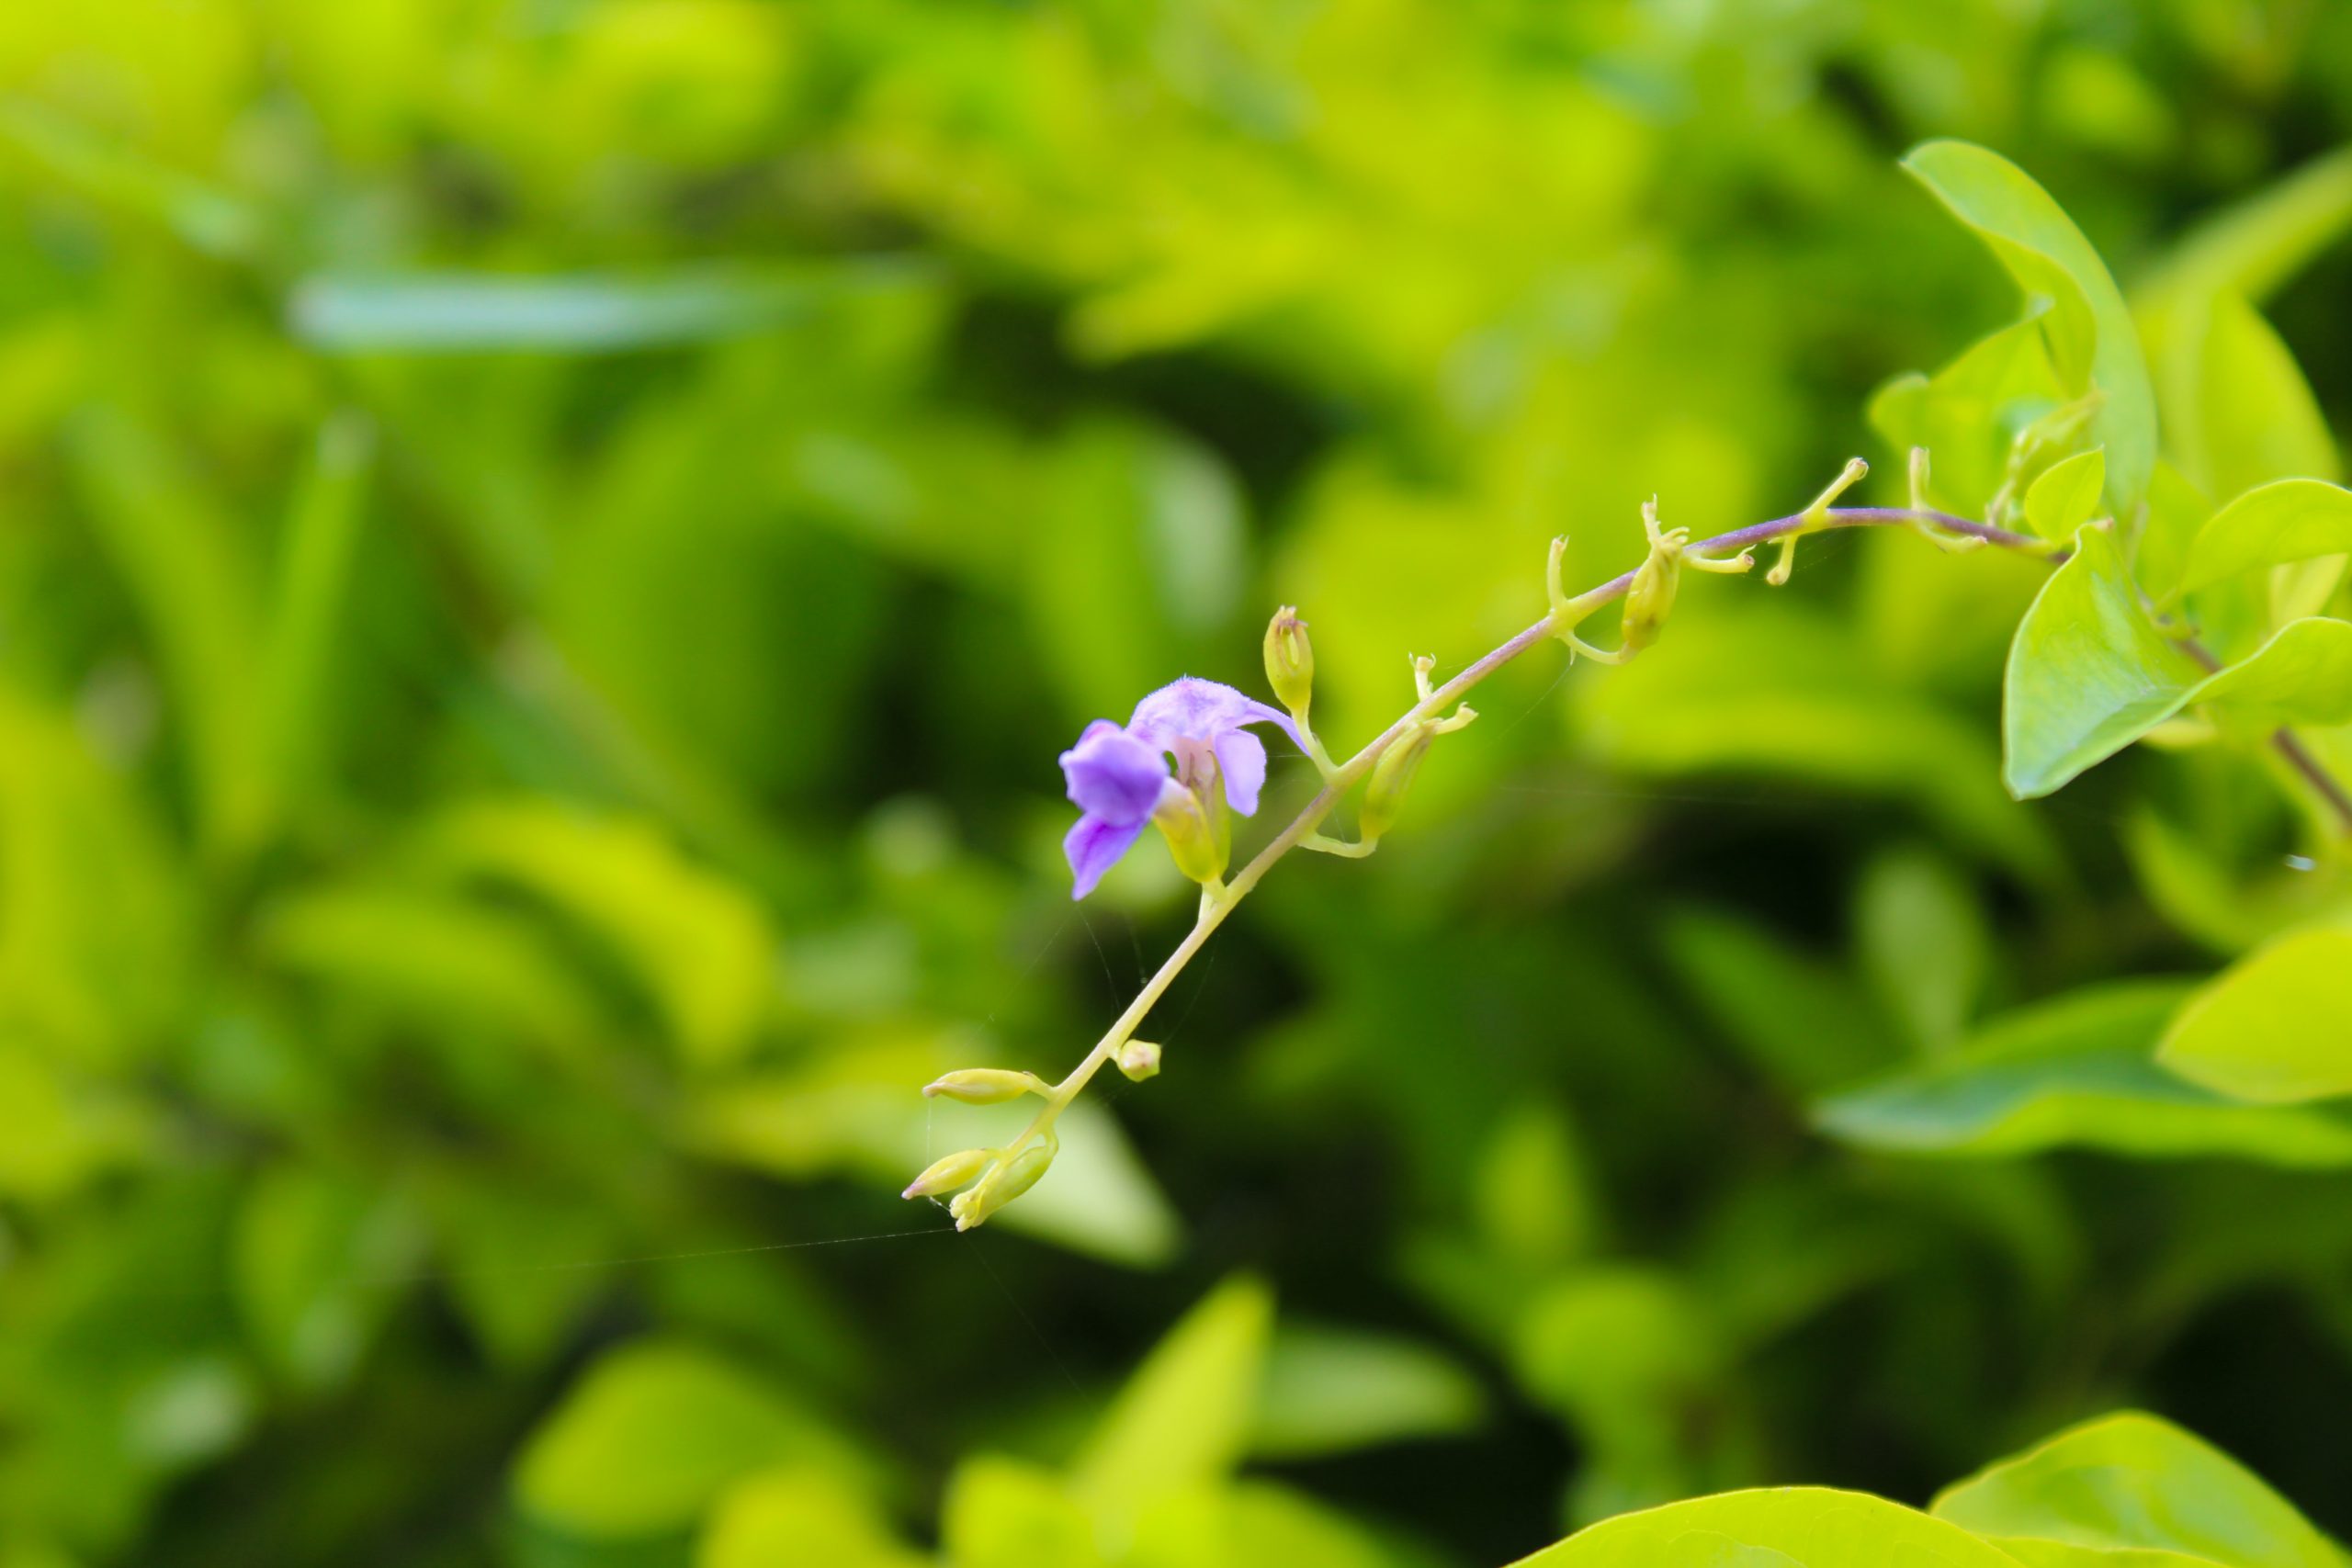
[[1064, 813, 1147, 900], [1213, 728, 1269, 817], [1126, 676, 1298, 751], [1059, 720, 1169, 827]]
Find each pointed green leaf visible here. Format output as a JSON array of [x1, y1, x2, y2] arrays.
[[1073, 1276, 1271, 1521], [1933, 1411, 2349, 1568], [2023, 448, 2106, 543], [1904, 141, 2158, 515], [1516, 1486, 2028, 1567], [2003, 525, 2204, 797], [1815, 980, 2352, 1167], [2158, 924, 2352, 1103], [2177, 479, 2352, 597]]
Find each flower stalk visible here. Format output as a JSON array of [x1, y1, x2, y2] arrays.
[[908, 468, 2352, 1229]]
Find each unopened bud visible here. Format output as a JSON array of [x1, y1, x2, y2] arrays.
[[1360, 723, 1436, 843], [1116, 1040, 1162, 1081], [922, 1068, 1047, 1104], [1152, 781, 1230, 888], [1620, 547, 1679, 656], [952, 1142, 1056, 1231], [902, 1146, 997, 1200], [1263, 606, 1315, 724]]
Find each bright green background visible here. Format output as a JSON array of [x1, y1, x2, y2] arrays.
[[6, 3, 2352, 1565]]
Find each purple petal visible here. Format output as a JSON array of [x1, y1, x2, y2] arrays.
[[1064, 813, 1148, 900], [1059, 720, 1169, 827], [1126, 676, 1299, 750], [1214, 728, 1269, 816]]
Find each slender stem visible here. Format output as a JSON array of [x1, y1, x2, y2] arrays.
[[982, 501, 2350, 1204]]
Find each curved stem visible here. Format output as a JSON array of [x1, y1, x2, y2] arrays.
[[979, 502, 2346, 1208]]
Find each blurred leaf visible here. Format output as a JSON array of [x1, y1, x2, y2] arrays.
[[288, 262, 935, 353], [421, 799, 775, 1068], [1130, 1482, 1399, 1568], [514, 1339, 875, 1540], [1578, 603, 2052, 876], [259, 884, 605, 1046], [0, 96, 261, 258], [1520, 1485, 2023, 1566], [67, 408, 267, 861], [1815, 978, 2352, 1166], [0, 1041, 152, 1201], [2177, 480, 2352, 599], [0, 688, 188, 1059], [943, 1456, 1101, 1568], [1250, 1325, 1485, 1460], [697, 1466, 922, 1568], [1470, 1103, 1598, 1269], [258, 414, 374, 829], [1932, 1411, 2351, 1568], [2137, 146, 2352, 321], [1904, 140, 2157, 514], [2023, 449, 2105, 544], [2157, 924, 2352, 1104], [2003, 525, 2202, 798], [1074, 1276, 1271, 1524], [2188, 618, 2352, 731], [1852, 848, 1990, 1052], [232, 1167, 423, 1394], [1659, 907, 1901, 1092]]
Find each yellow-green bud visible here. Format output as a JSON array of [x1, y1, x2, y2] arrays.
[[1619, 545, 1680, 656], [952, 1142, 1056, 1230], [1360, 723, 1436, 842], [902, 1146, 997, 1200], [1263, 605, 1315, 724], [922, 1068, 1046, 1104], [1152, 783, 1230, 888], [1116, 1040, 1162, 1081]]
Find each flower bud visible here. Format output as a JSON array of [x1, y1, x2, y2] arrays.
[[902, 1146, 997, 1200], [1116, 1040, 1162, 1081], [1359, 723, 1436, 843], [952, 1142, 1056, 1230], [1152, 780, 1230, 888], [1263, 606, 1315, 724], [922, 1068, 1046, 1104], [1619, 546, 1680, 656]]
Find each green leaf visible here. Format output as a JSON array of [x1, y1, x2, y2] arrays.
[[1932, 1411, 2350, 1568], [2157, 924, 2352, 1104], [1250, 1325, 1485, 1460], [2186, 618, 2352, 731], [2136, 145, 2352, 321], [2023, 449, 2105, 544], [1815, 980, 2352, 1167], [1073, 1276, 1272, 1523], [942, 1457, 1101, 1568], [418, 799, 775, 1068], [2003, 525, 2204, 798], [2177, 479, 2352, 598], [514, 1340, 873, 1539], [232, 1167, 422, 1394], [1869, 317, 2066, 519], [1658, 907, 1901, 1092], [698, 1466, 923, 1568], [1852, 848, 1990, 1052], [1130, 1481, 1399, 1568], [1904, 141, 2158, 515], [1517, 1486, 2027, 1567], [259, 416, 375, 830]]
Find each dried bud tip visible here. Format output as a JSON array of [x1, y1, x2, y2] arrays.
[[1116, 1040, 1162, 1081], [922, 1067, 1046, 1105]]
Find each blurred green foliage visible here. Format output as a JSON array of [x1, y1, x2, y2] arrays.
[[6, 2, 2352, 1565]]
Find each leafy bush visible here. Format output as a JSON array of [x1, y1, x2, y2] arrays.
[[4, 5, 2352, 1567]]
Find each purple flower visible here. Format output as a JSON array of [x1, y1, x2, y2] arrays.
[[1059, 677, 1299, 898]]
